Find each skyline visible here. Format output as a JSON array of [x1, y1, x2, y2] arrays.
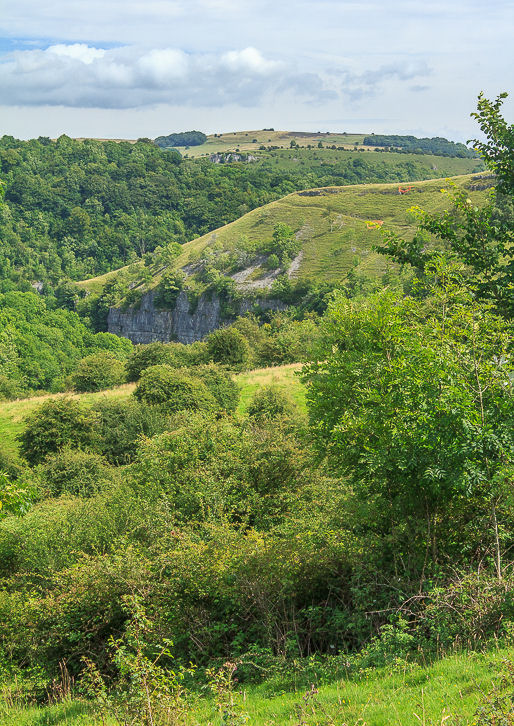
[[1, 0, 513, 142]]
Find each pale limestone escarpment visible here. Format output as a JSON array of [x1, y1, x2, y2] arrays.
[[107, 290, 286, 344]]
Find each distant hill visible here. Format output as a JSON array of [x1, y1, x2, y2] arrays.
[[79, 172, 493, 301], [362, 134, 475, 157]]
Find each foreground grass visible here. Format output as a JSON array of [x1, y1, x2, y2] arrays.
[[0, 364, 306, 456], [2, 647, 511, 725]]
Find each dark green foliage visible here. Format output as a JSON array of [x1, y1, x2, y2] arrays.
[[206, 327, 251, 368], [126, 342, 173, 381], [195, 363, 240, 413], [92, 398, 168, 464], [39, 448, 113, 497], [71, 351, 126, 392], [133, 364, 178, 404], [17, 397, 99, 465], [0, 291, 132, 394], [303, 271, 513, 583], [363, 134, 475, 157], [247, 385, 297, 420], [154, 131, 207, 148], [134, 365, 215, 412]]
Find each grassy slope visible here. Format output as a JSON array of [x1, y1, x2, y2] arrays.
[[3, 647, 511, 725], [0, 365, 305, 457], [79, 173, 490, 296], [253, 146, 479, 176]]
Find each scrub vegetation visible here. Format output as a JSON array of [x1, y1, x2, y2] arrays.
[[0, 94, 512, 725]]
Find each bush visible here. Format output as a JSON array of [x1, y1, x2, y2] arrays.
[[126, 343, 174, 382], [93, 398, 168, 464], [206, 327, 251, 368], [195, 364, 240, 413], [247, 385, 297, 420], [18, 398, 100, 465], [71, 352, 126, 392], [0, 374, 25, 400], [265, 253, 280, 270], [135, 366, 215, 412], [126, 341, 208, 382], [39, 448, 113, 497], [133, 365, 177, 405]]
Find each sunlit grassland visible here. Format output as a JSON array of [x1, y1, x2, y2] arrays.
[[173, 129, 369, 157], [2, 647, 511, 725]]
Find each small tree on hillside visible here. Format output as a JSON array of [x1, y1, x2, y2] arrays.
[[18, 398, 99, 465], [206, 328, 251, 369], [71, 352, 126, 392]]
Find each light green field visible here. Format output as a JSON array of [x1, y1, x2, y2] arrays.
[[252, 146, 480, 176], [2, 647, 511, 725], [0, 365, 306, 457]]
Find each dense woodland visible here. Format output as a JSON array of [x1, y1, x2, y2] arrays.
[[0, 95, 513, 724]]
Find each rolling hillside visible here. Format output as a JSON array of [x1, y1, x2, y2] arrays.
[[79, 172, 493, 298]]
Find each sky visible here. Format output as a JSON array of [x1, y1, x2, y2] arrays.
[[0, 0, 513, 142]]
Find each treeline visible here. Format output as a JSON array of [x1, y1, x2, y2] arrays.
[[363, 134, 475, 157], [154, 130, 207, 148]]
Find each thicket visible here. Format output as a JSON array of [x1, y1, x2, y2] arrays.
[[0, 290, 132, 395], [154, 130, 207, 148]]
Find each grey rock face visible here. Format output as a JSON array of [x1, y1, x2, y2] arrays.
[[107, 290, 286, 344]]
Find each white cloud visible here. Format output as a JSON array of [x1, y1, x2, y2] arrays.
[[0, 44, 333, 108], [47, 43, 106, 64]]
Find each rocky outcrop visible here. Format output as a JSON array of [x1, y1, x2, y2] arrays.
[[107, 290, 286, 344], [209, 153, 257, 164]]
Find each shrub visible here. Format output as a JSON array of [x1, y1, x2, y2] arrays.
[[93, 398, 168, 464], [133, 364, 177, 405], [195, 364, 240, 413], [265, 253, 280, 270], [135, 366, 215, 412], [126, 342, 174, 382], [0, 374, 25, 400], [17, 398, 100, 465], [39, 448, 113, 497], [247, 385, 297, 420], [71, 352, 126, 392], [206, 327, 251, 368]]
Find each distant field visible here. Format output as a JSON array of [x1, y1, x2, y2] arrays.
[[166, 129, 369, 157], [0, 365, 306, 457], [253, 146, 480, 177]]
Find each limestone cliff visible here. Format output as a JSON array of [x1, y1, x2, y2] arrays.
[[107, 290, 286, 344]]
